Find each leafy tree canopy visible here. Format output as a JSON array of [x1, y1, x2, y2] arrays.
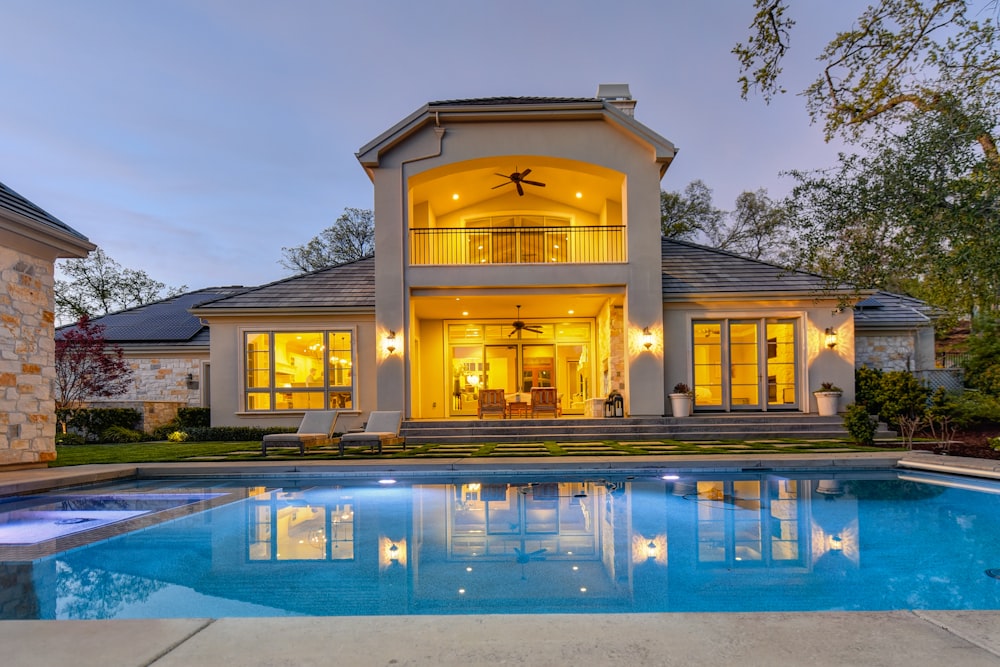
[[55, 248, 186, 325], [280, 207, 374, 273], [735, 0, 1000, 169], [660, 180, 724, 240]]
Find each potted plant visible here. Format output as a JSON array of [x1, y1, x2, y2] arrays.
[[669, 382, 694, 418], [813, 382, 843, 416]]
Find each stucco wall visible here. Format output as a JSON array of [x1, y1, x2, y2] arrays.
[[206, 314, 376, 428], [662, 298, 856, 414], [0, 246, 57, 465]]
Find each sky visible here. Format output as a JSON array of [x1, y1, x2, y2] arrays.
[[0, 0, 871, 291]]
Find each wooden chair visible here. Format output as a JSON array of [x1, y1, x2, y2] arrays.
[[530, 387, 560, 419], [478, 389, 507, 419]]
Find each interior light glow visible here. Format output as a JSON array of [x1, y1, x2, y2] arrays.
[[662, 474, 680, 481], [458, 588, 466, 594], [378, 479, 397, 485], [579, 587, 587, 592]]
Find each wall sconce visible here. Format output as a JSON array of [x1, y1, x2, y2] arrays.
[[384, 330, 397, 355], [829, 534, 844, 552], [646, 540, 657, 560], [185, 373, 193, 382], [388, 543, 400, 562], [824, 327, 837, 349], [641, 326, 654, 350]]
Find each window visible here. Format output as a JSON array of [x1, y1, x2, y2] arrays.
[[244, 330, 354, 411]]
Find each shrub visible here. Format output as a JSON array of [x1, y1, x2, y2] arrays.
[[843, 403, 877, 446], [59, 408, 142, 442], [181, 426, 289, 442], [55, 432, 86, 446], [167, 431, 189, 442], [876, 371, 931, 430], [854, 366, 885, 414], [176, 407, 210, 428], [964, 315, 1000, 396], [100, 425, 146, 443]]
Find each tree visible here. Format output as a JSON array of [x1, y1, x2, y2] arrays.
[[55, 248, 186, 325], [55, 316, 133, 432], [786, 102, 1000, 322], [705, 188, 793, 262], [280, 207, 374, 273], [735, 0, 1000, 170], [660, 180, 725, 240]]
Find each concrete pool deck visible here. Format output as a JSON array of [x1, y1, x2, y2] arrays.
[[3, 451, 1000, 667]]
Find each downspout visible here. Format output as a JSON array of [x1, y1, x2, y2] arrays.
[[389, 115, 445, 417]]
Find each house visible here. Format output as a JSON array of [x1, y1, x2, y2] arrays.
[[193, 85, 936, 429], [0, 181, 94, 467], [56, 287, 247, 430]]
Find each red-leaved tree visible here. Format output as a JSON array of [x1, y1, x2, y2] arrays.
[[55, 316, 133, 432]]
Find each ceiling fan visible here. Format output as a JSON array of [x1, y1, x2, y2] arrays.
[[492, 167, 546, 196], [509, 305, 544, 337]]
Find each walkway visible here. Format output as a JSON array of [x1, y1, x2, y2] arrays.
[[2, 452, 1000, 667]]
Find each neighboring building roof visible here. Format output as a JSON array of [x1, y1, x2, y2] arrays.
[[853, 291, 938, 330], [192, 257, 376, 313], [0, 180, 94, 257], [57, 287, 248, 346], [661, 238, 841, 298]]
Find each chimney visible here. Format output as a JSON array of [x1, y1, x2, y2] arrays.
[[596, 83, 636, 117]]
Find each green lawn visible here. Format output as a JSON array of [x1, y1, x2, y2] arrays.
[[52, 438, 903, 466]]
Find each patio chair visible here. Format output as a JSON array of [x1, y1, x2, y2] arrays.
[[338, 410, 404, 455], [530, 387, 560, 418], [477, 388, 507, 419], [261, 410, 340, 455]]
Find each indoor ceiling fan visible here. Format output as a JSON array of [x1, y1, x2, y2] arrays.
[[509, 305, 544, 337], [492, 167, 546, 196]]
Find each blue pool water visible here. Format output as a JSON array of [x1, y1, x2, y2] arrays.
[[2, 469, 1000, 619]]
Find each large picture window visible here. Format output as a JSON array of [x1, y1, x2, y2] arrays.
[[245, 330, 354, 411]]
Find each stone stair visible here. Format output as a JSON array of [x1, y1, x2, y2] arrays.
[[401, 413, 897, 444]]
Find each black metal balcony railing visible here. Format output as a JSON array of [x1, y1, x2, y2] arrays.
[[410, 226, 626, 266]]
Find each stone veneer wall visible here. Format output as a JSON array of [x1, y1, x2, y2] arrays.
[[0, 246, 56, 466], [86, 356, 203, 431], [855, 333, 915, 372]]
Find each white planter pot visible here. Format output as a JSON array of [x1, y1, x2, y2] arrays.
[[669, 393, 693, 418], [814, 392, 841, 417]]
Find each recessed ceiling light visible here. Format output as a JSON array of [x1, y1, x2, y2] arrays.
[[575, 192, 583, 198], [452, 193, 460, 200], [568, 309, 575, 315], [462, 311, 469, 316]]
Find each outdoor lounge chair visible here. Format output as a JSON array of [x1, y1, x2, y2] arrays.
[[530, 387, 560, 418], [261, 410, 340, 455], [477, 388, 507, 419], [338, 410, 404, 455]]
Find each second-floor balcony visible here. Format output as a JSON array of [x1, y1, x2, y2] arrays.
[[410, 226, 626, 266]]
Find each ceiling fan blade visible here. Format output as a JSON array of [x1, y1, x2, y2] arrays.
[[525, 327, 544, 334], [509, 328, 518, 337], [521, 179, 546, 187], [492, 181, 513, 190], [519, 168, 531, 178], [516, 182, 524, 196]]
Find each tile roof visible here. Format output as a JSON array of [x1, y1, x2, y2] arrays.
[[57, 287, 247, 344], [662, 238, 836, 296], [193, 256, 376, 311], [853, 291, 938, 329], [0, 180, 90, 241]]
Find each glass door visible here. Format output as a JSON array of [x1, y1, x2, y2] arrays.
[[692, 319, 798, 411]]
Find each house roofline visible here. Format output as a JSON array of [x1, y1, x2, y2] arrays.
[[356, 98, 676, 178], [0, 213, 95, 258]]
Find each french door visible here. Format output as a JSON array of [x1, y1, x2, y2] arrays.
[[692, 319, 799, 411]]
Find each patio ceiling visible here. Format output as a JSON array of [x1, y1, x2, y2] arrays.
[[410, 292, 617, 321]]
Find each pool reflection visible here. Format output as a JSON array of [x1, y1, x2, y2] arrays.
[[7, 470, 1000, 619]]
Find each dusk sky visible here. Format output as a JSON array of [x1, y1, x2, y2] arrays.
[[1, 0, 870, 291]]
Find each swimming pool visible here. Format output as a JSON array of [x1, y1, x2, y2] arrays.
[[2, 468, 999, 619]]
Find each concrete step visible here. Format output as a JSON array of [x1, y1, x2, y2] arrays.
[[399, 415, 896, 444]]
